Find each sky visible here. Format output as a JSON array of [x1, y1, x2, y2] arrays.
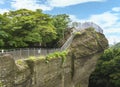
[[0, 0, 120, 44]]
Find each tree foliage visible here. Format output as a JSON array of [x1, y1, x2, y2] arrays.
[[0, 9, 70, 48], [52, 14, 70, 39], [111, 42, 120, 48], [89, 48, 120, 87], [0, 14, 11, 46]]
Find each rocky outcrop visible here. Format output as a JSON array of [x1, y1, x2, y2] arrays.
[[0, 28, 108, 87], [0, 54, 16, 87], [68, 28, 108, 87]]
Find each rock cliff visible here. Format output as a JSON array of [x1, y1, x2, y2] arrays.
[[0, 28, 108, 87], [68, 28, 108, 87]]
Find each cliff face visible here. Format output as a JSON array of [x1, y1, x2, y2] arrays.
[[0, 28, 108, 87], [68, 28, 108, 87]]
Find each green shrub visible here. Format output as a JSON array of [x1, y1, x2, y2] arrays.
[[46, 50, 68, 63], [89, 48, 120, 87]]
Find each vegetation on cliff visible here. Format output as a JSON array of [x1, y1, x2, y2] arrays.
[[46, 50, 68, 63], [89, 44, 120, 87]]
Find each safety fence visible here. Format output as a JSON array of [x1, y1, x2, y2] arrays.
[[0, 48, 60, 60], [0, 22, 103, 60]]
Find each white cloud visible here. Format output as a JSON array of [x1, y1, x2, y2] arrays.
[[47, 0, 105, 7], [106, 35, 120, 45], [0, 9, 9, 14], [69, 9, 120, 44], [11, 0, 52, 11], [69, 15, 80, 22], [87, 12, 120, 45], [11, 0, 105, 11], [105, 27, 120, 34], [87, 12, 119, 28], [70, 11, 120, 28], [112, 7, 120, 12]]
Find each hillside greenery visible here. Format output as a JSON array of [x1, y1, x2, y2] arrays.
[[89, 43, 120, 87], [0, 9, 70, 48], [111, 42, 120, 48]]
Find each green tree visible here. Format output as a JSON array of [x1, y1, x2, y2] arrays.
[[0, 14, 10, 47], [0, 9, 71, 48], [89, 48, 120, 87], [111, 42, 120, 48], [2, 9, 57, 47], [52, 14, 70, 40]]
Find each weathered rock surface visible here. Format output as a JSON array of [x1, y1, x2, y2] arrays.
[[68, 28, 108, 87], [0, 54, 16, 87], [0, 28, 108, 87]]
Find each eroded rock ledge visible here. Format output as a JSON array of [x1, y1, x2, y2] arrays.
[[0, 28, 108, 87]]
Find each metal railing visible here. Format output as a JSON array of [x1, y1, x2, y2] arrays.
[[0, 22, 103, 60], [71, 22, 103, 33], [61, 30, 76, 50], [0, 48, 60, 60]]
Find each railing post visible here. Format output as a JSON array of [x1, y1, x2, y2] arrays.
[[20, 48, 22, 59], [38, 48, 41, 56], [34, 48, 35, 57], [28, 48, 29, 58], [1, 49, 4, 54], [13, 49, 15, 59]]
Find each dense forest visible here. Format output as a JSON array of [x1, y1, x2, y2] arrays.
[[0, 9, 70, 48], [89, 43, 120, 87]]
